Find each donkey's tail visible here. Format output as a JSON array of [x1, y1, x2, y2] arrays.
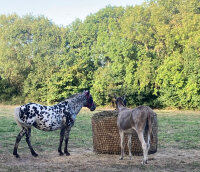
[[147, 111, 154, 141], [14, 107, 29, 128]]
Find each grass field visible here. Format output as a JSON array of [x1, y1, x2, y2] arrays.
[[0, 105, 200, 171]]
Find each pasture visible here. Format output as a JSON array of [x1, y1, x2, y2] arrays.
[[0, 105, 200, 172]]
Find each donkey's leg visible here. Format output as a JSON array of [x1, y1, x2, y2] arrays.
[[138, 132, 148, 164], [119, 131, 125, 160], [13, 128, 26, 158], [64, 127, 71, 156], [58, 127, 65, 156], [128, 134, 133, 160], [147, 131, 150, 152], [25, 128, 38, 157]]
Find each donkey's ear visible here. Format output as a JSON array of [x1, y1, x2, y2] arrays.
[[114, 93, 117, 99], [122, 95, 126, 106]]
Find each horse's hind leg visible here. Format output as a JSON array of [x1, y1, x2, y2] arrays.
[[138, 132, 148, 164], [25, 128, 38, 157], [13, 128, 26, 158]]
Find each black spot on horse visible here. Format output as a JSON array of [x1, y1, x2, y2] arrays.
[[33, 107, 39, 114], [39, 116, 44, 120], [19, 109, 24, 118]]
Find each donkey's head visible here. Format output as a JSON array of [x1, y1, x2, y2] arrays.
[[84, 91, 96, 111], [115, 96, 126, 110]]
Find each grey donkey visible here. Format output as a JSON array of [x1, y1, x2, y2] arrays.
[[116, 96, 154, 164]]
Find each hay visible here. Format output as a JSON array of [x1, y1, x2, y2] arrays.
[[92, 110, 158, 155]]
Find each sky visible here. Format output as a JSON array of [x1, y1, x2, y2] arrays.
[[0, 0, 144, 26]]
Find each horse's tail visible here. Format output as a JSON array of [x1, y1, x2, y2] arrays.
[[14, 107, 29, 128], [147, 110, 154, 141]]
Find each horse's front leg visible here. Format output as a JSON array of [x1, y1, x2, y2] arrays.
[[58, 127, 65, 156], [64, 127, 71, 156]]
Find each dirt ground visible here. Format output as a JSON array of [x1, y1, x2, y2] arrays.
[[1, 148, 200, 172]]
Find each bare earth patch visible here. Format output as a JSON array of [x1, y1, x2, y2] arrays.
[[1, 148, 200, 172]]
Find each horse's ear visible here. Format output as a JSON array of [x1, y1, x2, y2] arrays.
[[85, 90, 90, 95]]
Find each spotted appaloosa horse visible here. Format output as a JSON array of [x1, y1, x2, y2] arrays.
[[116, 96, 154, 164], [13, 90, 96, 158]]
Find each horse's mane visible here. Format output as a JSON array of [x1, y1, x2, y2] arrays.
[[58, 91, 85, 104], [66, 93, 81, 99]]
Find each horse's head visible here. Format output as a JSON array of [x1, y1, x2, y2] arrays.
[[84, 91, 96, 111], [115, 96, 126, 110]]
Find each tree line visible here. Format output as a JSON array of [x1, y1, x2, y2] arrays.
[[0, 0, 200, 109]]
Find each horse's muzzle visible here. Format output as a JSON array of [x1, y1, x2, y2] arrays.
[[90, 103, 96, 111]]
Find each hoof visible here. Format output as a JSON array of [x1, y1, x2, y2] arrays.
[[32, 153, 38, 157], [59, 152, 64, 156], [141, 160, 148, 165], [13, 153, 20, 158], [65, 152, 70, 156], [119, 157, 123, 160]]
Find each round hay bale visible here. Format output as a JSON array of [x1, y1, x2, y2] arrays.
[[91, 110, 158, 155]]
